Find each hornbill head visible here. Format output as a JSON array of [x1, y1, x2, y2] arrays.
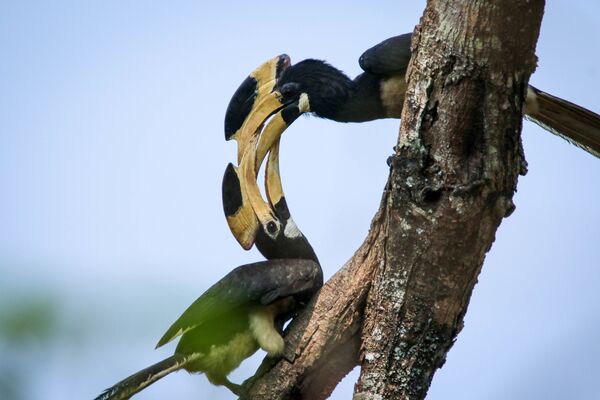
[[224, 57, 353, 153], [222, 145, 317, 262], [273, 59, 353, 120], [253, 139, 318, 263], [225, 58, 353, 127]]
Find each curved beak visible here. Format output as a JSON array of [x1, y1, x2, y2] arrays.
[[265, 138, 285, 213], [222, 55, 289, 249], [224, 54, 291, 162], [222, 56, 311, 249], [220, 55, 283, 247]]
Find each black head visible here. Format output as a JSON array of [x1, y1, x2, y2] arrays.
[[254, 196, 319, 264], [275, 59, 354, 120]]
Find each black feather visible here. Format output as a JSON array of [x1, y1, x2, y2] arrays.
[[277, 59, 354, 120], [359, 33, 412, 75], [95, 355, 191, 400]]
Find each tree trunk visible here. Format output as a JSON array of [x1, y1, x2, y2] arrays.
[[242, 1, 545, 399]]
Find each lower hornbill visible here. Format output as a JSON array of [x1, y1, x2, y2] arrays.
[[225, 33, 600, 159], [95, 57, 321, 399]]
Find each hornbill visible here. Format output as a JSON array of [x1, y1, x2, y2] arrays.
[[225, 33, 600, 159], [95, 58, 321, 400]]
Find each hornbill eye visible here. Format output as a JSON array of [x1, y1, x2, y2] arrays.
[[279, 82, 301, 99], [263, 219, 282, 240], [267, 221, 278, 234]]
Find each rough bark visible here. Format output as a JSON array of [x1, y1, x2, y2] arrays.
[[242, 1, 545, 399]]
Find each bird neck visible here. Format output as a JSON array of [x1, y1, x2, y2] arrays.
[[326, 72, 386, 122], [255, 229, 319, 264], [326, 72, 405, 122]]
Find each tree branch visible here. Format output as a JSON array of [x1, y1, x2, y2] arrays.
[[241, 198, 386, 399], [242, 1, 545, 399]]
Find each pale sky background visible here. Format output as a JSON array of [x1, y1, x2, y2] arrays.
[[1, 1, 599, 399]]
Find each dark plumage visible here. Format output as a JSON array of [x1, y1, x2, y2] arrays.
[[359, 33, 412, 75], [95, 258, 321, 400], [277, 59, 353, 119], [274, 59, 391, 122]]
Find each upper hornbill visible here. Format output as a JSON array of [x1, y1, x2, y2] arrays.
[[95, 57, 322, 400], [225, 33, 600, 159]]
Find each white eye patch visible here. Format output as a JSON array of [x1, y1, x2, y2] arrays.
[[265, 219, 282, 240], [283, 217, 302, 238], [299, 92, 311, 112]]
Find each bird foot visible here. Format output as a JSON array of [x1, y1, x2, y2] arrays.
[[223, 379, 244, 397]]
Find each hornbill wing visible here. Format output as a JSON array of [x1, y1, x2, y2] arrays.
[[156, 258, 322, 348], [359, 33, 413, 76]]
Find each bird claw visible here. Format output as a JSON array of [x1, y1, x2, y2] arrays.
[[223, 379, 244, 397]]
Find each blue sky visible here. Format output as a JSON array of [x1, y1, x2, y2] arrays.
[[1, 1, 599, 399]]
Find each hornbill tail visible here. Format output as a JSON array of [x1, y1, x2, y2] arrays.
[[524, 86, 600, 158], [94, 354, 197, 400]]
